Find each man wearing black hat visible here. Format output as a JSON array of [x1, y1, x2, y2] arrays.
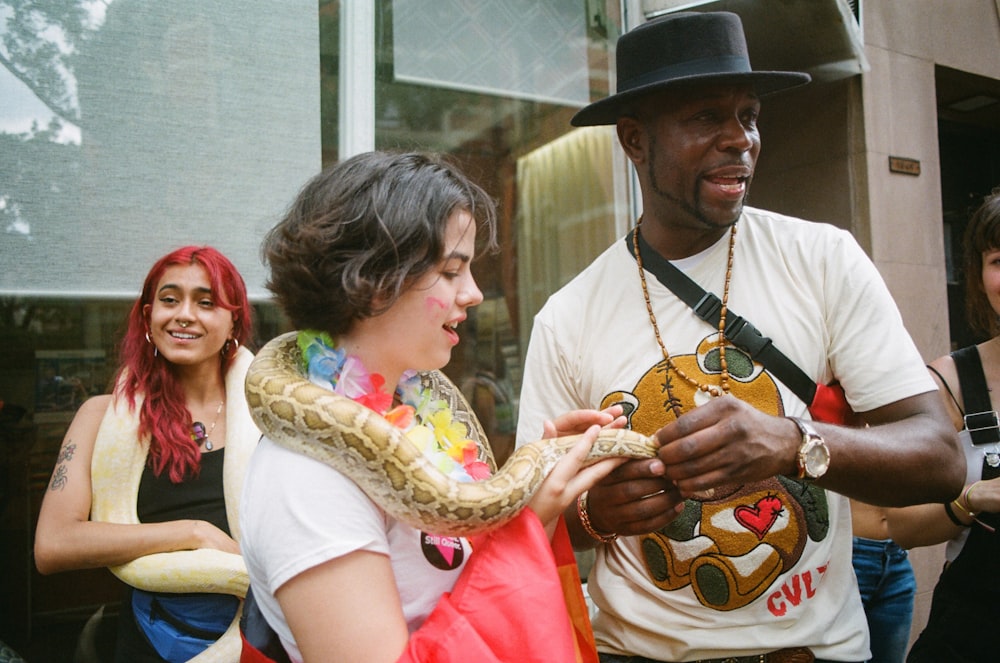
[[515, 11, 963, 663]]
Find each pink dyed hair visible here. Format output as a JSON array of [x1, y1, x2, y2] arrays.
[[116, 246, 253, 482]]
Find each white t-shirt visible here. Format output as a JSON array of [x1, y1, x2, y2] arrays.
[[240, 437, 470, 663], [516, 207, 936, 661]]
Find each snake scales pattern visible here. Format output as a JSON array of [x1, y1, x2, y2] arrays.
[[244, 331, 661, 536]]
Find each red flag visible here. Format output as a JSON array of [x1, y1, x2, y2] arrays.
[[402, 509, 598, 662], [241, 509, 599, 662]]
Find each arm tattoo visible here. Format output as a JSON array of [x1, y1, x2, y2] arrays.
[[48, 441, 76, 491]]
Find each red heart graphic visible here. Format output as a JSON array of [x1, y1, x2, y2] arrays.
[[734, 496, 784, 540]]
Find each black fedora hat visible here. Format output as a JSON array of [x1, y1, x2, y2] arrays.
[[571, 11, 811, 127]]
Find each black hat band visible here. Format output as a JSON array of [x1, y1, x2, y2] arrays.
[[622, 54, 752, 93]]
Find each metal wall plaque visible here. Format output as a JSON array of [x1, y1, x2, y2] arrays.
[[889, 156, 921, 176]]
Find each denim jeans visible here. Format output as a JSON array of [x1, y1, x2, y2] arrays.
[[852, 536, 916, 663]]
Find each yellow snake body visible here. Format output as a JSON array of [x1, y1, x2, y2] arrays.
[[90, 348, 258, 662], [245, 332, 659, 536]]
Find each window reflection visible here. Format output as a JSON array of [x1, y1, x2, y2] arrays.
[[366, 0, 627, 445], [1, 0, 627, 657]]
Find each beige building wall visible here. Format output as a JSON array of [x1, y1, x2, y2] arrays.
[[861, 0, 1000, 353], [862, 0, 1000, 647]]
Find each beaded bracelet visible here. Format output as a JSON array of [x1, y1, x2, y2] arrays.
[[577, 491, 618, 544]]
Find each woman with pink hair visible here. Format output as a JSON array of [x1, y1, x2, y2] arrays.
[[35, 246, 258, 662]]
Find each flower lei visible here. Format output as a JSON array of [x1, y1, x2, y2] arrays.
[[298, 330, 491, 482]]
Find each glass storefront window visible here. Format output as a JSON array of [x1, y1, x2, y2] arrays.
[[1, 1, 320, 658], [366, 0, 632, 462]]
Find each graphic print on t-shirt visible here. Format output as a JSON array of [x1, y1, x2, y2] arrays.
[[600, 334, 830, 611], [421, 532, 465, 570]]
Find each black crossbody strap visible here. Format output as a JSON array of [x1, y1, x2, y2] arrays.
[[625, 229, 817, 406]]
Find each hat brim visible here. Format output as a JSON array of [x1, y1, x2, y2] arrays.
[[570, 71, 811, 127]]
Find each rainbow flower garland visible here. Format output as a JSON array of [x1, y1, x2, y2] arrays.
[[298, 330, 491, 482]]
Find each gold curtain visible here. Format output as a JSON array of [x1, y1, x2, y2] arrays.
[[515, 126, 628, 344]]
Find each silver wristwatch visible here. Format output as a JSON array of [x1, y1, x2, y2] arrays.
[[789, 417, 830, 480]]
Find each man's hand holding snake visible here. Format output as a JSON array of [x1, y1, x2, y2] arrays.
[[569, 458, 684, 549], [655, 395, 800, 498]]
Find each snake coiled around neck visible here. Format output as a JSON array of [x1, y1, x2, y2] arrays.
[[244, 331, 660, 536]]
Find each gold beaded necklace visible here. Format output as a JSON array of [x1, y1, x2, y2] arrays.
[[632, 218, 738, 401]]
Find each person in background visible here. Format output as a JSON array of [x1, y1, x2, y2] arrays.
[[239, 151, 628, 663], [34, 246, 257, 662], [515, 11, 963, 663], [851, 500, 916, 663], [889, 188, 1000, 663]]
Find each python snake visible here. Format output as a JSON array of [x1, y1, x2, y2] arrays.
[[244, 331, 660, 536], [90, 348, 258, 662]]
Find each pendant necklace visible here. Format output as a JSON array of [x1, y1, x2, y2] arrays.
[[633, 218, 738, 415], [192, 400, 224, 451]]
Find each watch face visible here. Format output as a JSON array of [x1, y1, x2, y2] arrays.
[[804, 440, 830, 477]]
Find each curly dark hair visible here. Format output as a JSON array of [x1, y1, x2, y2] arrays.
[[964, 188, 1000, 338], [263, 151, 498, 336]]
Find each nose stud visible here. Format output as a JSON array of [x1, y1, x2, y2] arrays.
[[179, 321, 190, 328]]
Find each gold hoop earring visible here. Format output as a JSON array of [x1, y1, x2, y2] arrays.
[[145, 331, 158, 357]]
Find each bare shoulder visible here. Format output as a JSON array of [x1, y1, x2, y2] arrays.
[[927, 354, 963, 430], [74, 394, 112, 426], [927, 353, 958, 387], [62, 395, 113, 450], [43, 395, 112, 496]]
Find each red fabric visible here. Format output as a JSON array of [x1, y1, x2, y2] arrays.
[[239, 510, 597, 662], [808, 381, 860, 425], [240, 631, 277, 663], [401, 509, 594, 662], [552, 517, 600, 663]]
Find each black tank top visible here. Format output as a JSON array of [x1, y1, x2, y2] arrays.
[[137, 447, 229, 535]]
